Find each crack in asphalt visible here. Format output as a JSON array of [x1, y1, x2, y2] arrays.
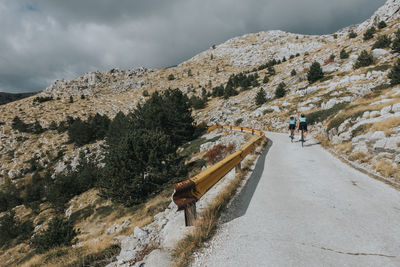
[[300, 242, 396, 258]]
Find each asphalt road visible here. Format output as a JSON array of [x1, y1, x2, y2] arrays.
[[192, 132, 400, 267]]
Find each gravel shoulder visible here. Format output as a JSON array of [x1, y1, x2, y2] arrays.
[[192, 132, 400, 267]]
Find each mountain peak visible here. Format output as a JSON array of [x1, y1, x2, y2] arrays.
[[358, 0, 400, 31]]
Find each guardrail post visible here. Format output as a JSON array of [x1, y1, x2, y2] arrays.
[[184, 203, 196, 226], [235, 162, 241, 172]]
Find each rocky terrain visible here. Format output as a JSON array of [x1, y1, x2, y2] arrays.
[[1, 0, 400, 265]]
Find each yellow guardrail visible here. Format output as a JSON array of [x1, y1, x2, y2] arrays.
[[173, 125, 265, 225]]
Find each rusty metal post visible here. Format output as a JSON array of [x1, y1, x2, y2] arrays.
[[235, 162, 242, 172], [184, 202, 197, 226]]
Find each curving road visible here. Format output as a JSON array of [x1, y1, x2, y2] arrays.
[[192, 132, 400, 267]]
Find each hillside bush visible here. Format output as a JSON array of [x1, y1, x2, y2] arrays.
[[392, 30, 400, 53], [372, 35, 391, 49], [354, 50, 373, 69], [348, 30, 357, 39], [267, 66, 275, 76], [378, 20, 387, 29], [45, 153, 101, 211], [307, 61, 324, 84], [0, 177, 22, 212], [263, 75, 269, 84], [167, 74, 175, 80], [33, 96, 53, 104], [67, 113, 110, 146], [307, 102, 349, 125], [291, 69, 297, 76], [32, 217, 77, 252], [0, 211, 33, 248], [223, 84, 238, 99], [275, 82, 286, 98], [340, 49, 349, 59], [189, 95, 206, 109], [388, 59, 400, 85], [363, 27, 376, 41]]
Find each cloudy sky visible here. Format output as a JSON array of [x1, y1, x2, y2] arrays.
[[0, 0, 387, 93]]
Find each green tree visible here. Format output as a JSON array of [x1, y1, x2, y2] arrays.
[[363, 27, 376, 41], [275, 82, 286, 98], [189, 95, 206, 109], [32, 217, 77, 252], [354, 50, 373, 69], [255, 88, 267, 105], [307, 61, 324, 84], [0, 177, 22, 212], [267, 66, 275, 76], [378, 21, 387, 29], [69, 96, 74, 103], [223, 84, 238, 99], [291, 69, 297, 76], [0, 211, 33, 247], [263, 75, 269, 84], [348, 30, 357, 39], [106, 112, 132, 147], [100, 129, 185, 206], [388, 59, 400, 85], [372, 35, 391, 49], [340, 49, 349, 59], [132, 89, 195, 146], [392, 30, 400, 53], [167, 74, 175, 80]]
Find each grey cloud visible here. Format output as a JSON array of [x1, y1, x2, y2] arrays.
[[0, 0, 387, 93]]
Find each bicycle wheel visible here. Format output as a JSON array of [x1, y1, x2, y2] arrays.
[[301, 131, 304, 147]]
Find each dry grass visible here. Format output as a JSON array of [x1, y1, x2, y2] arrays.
[[348, 151, 372, 163], [172, 139, 267, 267], [336, 142, 352, 155], [315, 133, 331, 148], [3, 188, 172, 267], [373, 159, 400, 181], [372, 116, 400, 132]]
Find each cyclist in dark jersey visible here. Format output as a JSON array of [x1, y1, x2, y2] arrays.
[[298, 114, 307, 140]]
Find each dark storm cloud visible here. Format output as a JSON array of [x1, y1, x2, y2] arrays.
[[0, 0, 387, 93]]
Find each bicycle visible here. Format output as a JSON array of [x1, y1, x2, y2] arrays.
[[290, 129, 295, 142], [300, 130, 305, 147]]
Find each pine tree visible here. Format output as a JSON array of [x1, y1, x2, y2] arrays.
[[372, 35, 391, 49], [392, 30, 400, 53], [255, 88, 267, 105], [307, 61, 324, 84], [378, 21, 387, 29], [100, 129, 185, 206], [354, 50, 373, 69], [291, 69, 297, 76], [263, 75, 269, 84], [388, 59, 400, 85], [348, 30, 357, 39], [275, 82, 286, 98], [267, 66, 275, 76], [340, 49, 349, 59], [363, 27, 376, 41]]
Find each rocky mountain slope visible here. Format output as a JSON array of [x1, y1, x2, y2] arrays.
[[1, 0, 400, 265]]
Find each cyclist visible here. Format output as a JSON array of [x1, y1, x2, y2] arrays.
[[288, 116, 296, 138], [298, 114, 307, 141]]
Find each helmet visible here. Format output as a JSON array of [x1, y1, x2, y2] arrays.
[[301, 114, 305, 117]]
